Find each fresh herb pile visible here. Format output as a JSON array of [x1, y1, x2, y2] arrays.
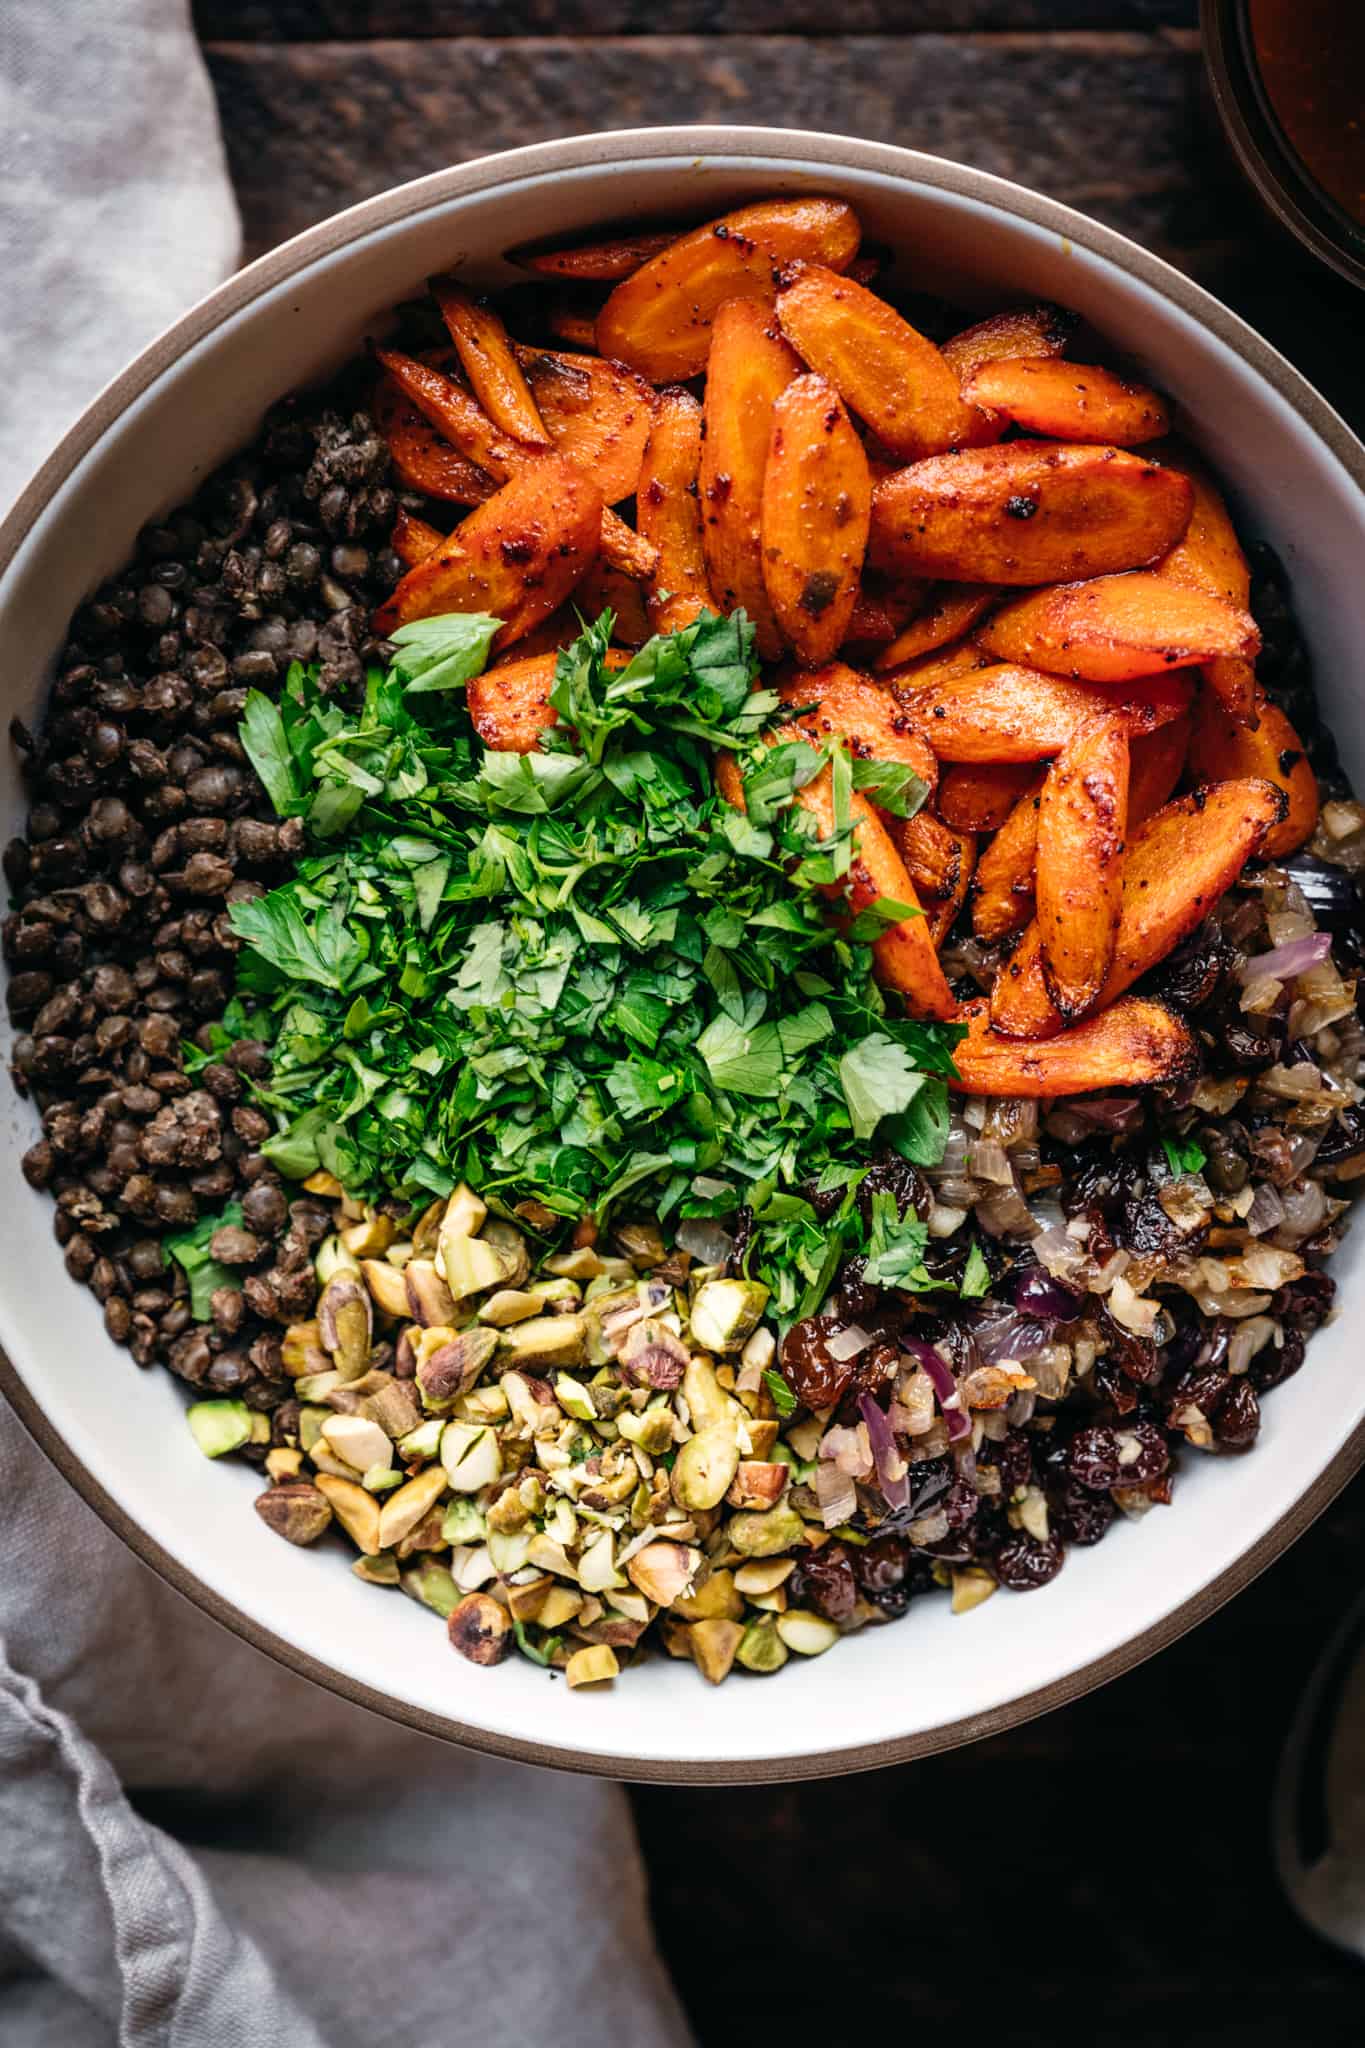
[[217, 608, 964, 1317]]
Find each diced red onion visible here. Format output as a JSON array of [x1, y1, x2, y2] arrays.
[[969, 1305, 1053, 1366], [1006, 1264, 1083, 1323], [858, 1392, 910, 1511], [676, 1217, 735, 1266], [1068, 1095, 1145, 1133], [975, 1181, 1038, 1240], [968, 1138, 1013, 1185], [820, 1423, 873, 1479], [951, 1437, 978, 1486], [902, 1339, 972, 1442], [1276, 1178, 1329, 1245], [825, 1324, 874, 1363], [814, 1458, 858, 1529], [1237, 932, 1331, 984], [1244, 1183, 1286, 1236]]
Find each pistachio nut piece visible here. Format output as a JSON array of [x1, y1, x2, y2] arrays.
[[186, 1399, 251, 1459], [438, 1230, 517, 1301], [253, 1480, 333, 1546], [416, 1326, 498, 1409], [477, 1288, 542, 1327], [726, 1460, 790, 1511], [736, 1615, 789, 1674], [317, 1275, 373, 1381], [671, 1567, 745, 1623], [447, 1591, 512, 1666], [377, 1464, 449, 1549], [496, 1313, 586, 1371], [775, 1609, 839, 1656], [565, 1644, 619, 1688], [320, 1413, 392, 1475], [951, 1566, 998, 1615], [401, 1560, 461, 1620], [671, 1424, 741, 1512], [481, 1219, 531, 1288], [727, 1503, 807, 1558], [689, 1616, 744, 1684], [360, 1257, 411, 1319], [315, 1232, 361, 1284], [313, 1473, 383, 1554], [341, 1211, 395, 1258], [688, 1276, 769, 1354], [439, 1421, 502, 1493], [404, 1258, 459, 1328], [625, 1540, 702, 1609], [443, 1181, 488, 1241], [353, 1553, 401, 1587], [681, 1354, 742, 1433]]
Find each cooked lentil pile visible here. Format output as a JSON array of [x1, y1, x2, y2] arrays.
[[10, 217, 1365, 1688]]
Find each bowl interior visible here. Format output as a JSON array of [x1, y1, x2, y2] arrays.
[[4, 136, 1365, 1779]]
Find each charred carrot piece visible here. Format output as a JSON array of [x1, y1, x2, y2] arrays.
[[1036, 714, 1130, 1020], [372, 376, 496, 507], [847, 575, 930, 645], [894, 812, 976, 949], [760, 374, 871, 668], [431, 277, 552, 447], [971, 775, 1046, 942], [1187, 689, 1319, 857], [1147, 437, 1260, 727], [937, 761, 1037, 833], [512, 226, 681, 282], [512, 345, 656, 506], [873, 584, 999, 672], [700, 299, 802, 661], [978, 571, 1260, 684], [390, 507, 445, 570], [895, 663, 1191, 764], [635, 387, 713, 636], [952, 995, 1198, 1097], [469, 645, 633, 753], [778, 663, 938, 793], [961, 358, 1169, 446], [1128, 713, 1190, 823]]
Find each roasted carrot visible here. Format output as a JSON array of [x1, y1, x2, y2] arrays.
[[372, 458, 601, 641], [390, 507, 445, 570], [895, 663, 1191, 764], [977, 572, 1260, 683], [873, 584, 999, 672], [469, 645, 633, 753], [847, 575, 931, 645], [1148, 438, 1259, 726], [512, 344, 656, 505], [1128, 713, 1190, 823], [374, 347, 526, 481], [1187, 689, 1319, 857], [880, 638, 995, 692], [430, 277, 552, 447], [372, 376, 496, 506], [1036, 714, 1129, 1019], [870, 442, 1194, 586], [775, 263, 984, 460], [512, 227, 681, 282], [938, 761, 1037, 833], [940, 303, 1079, 381], [952, 995, 1198, 1097], [778, 663, 938, 793], [699, 299, 802, 660], [895, 813, 976, 948], [971, 776, 1045, 942], [596, 198, 861, 382], [573, 560, 651, 646], [989, 777, 1285, 1038], [760, 373, 872, 667], [544, 296, 602, 351], [961, 358, 1169, 446], [635, 387, 713, 635]]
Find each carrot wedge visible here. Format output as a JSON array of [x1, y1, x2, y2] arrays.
[[775, 263, 985, 459], [895, 813, 976, 949], [469, 646, 632, 753], [1036, 714, 1129, 1020], [374, 347, 527, 481], [700, 299, 802, 660], [373, 376, 497, 507], [1147, 438, 1259, 727], [952, 996, 1198, 1097], [778, 664, 938, 794], [960, 359, 1169, 446], [895, 664, 1191, 764], [873, 584, 999, 671], [977, 572, 1260, 683], [1187, 690, 1319, 857], [760, 373, 871, 667], [372, 458, 601, 641], [390, 508, 445, 569], [938, 761, 1037, 833], [512, 227, 681, 282], [596, 198, 861, 381], [870, 443, 1194, 586], [1128, 714, 1190, 823], [989, 778, 1286, 1039], [847, 575, 931, 645], [941, 304, 1079, 381], [801, 776, 954, 1020], [512, 345, 657, 505], [431, 278, 551, 447], [971, 776, 1045, 941], [636, 387, 714, 636]]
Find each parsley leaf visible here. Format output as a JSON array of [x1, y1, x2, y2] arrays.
[[850, 757, 930, 820], [389, 613, 501, 694], [166, 1202, 245, 1321], [960, 1241, 991, 1298], [1163, 1133, 1207, 1176], [860, 1190, 934, 1291], [838, 1033, 928, 1143], [763, 1368, 798, 1417]]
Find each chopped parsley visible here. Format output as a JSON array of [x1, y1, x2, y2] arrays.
[[1162, 1133, 1207, 1177], [166, 1202, 245, 1321], [763, 1368, 798, 1417], [222, 608, 964, 1314], [960, 1240, 992, 1299]]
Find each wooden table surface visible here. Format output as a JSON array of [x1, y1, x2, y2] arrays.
[[194, 5, 1365, 2038]]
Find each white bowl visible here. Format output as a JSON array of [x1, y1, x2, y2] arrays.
[[3, 128, 1364, 1783]]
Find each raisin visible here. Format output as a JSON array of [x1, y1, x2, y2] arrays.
[[993, 1530, 1065, 1590]]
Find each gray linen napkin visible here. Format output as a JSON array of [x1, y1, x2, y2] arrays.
[[0, 8, 693, 2044]]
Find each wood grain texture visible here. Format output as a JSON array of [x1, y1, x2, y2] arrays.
[[204, 32, 1214, 266], [196, 1, 1199, 38]]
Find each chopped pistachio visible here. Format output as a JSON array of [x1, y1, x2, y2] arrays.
[[681, 1353, 742, 1433], [282, 1320, 327, 1377], [543, 1246, 605, 1280], [416, 1326, 498, 1410], [320, 1413, 392, 1475], [496, 1313, 586, 1370], [482, 1219, 532, 1287], [437, 1230, 516, 1301], [297, 1403, 330, 1454], [449, 1544, 498, 1591], [659, 1614, 695, 1661], [537, 1584, 584, 1631], [186, 1399, 251, 1459], [444, 1181, 488, 1240], [317, 1274, 373, 1380], [253, 1480, 333, 1545], [401, 1560, 460, 1619], [307, 1442, 360, 1482], [441, 1497, 487, 1545], [726, 1460, 789, 1511], [315, 1232, 362, 1283], [554, 1373, 597, 1423], [363, 1464, 403, 1494], [505, 1573, 553, 1623], [577, 1529, 626, 1594], [616, 1403, 676, 1455], [265, 1446, 304, 1483], [440, 1421, 502, 1494], [746, 1586, 789, 1614], [404, 1257, 459, 1327], [394, 1504, 448, 1559], [248, 1412, 272, 1446], [456, 1382, 509, 1424], [377, 1465, 449, 1549], [360, 1257, 410, 1318], [353, 1553, 401, 1587], [672, 1567, 744, 1623], [747, 1419, 780, 1459], [625, 1540, 702, 1608], [565, 1644, 619, 1688], [689, 1616, 744, 1684], [486, 1529, 532, 1575], [447, 1591, 512, 1666], [736, 1615, 789, 1674], [950, 1566, 999, 1615], [359, 1378, 422, 1441], [526, 1530, 576, 1579], [775, 1609, 839, 1656], [728, 1503, 806, 1557], [396, 1417, 444, 1463], [785, 1415, 826, 1461], [739, 1324, 777, 1375], [303, 1168, 344, 1198], [733, 1557, 796, 1597], [477, 1288, 542, 1327], [688, 1276, 768, 1355], [294, 1367, 344, 1403], [342, 1211, 396, 1258], [671, 1424, 741, 1512], [314, 1473, 383, 1554]]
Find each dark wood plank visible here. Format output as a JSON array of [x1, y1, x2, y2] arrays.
[[632, 1469, 1365, 2048], [204, 31, 1213, 269], [196, 2, 1199, 39]]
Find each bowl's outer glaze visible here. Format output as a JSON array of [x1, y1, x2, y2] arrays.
[[2, 129, 1364, 1782]]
